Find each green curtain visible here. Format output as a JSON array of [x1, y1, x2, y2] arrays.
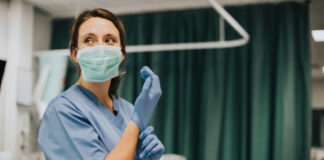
[[51, 2, 311, 160]]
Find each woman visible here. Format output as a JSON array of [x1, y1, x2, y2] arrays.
[[38, 8, 165, 160]]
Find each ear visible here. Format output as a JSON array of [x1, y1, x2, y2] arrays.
[[121, 53, 125, 62], [71, 48, 78, 63]]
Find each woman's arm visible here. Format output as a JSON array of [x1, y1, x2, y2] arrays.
[[104, 121, 139, 160], [105, 66, 161, 160]]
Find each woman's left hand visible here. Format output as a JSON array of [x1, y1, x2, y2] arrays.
[[138, 126, 165, 159]]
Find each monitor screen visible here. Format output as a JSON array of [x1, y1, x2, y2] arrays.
[[0, 60, 6, 89]]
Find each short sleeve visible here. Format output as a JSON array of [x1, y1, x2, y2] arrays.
[[38, 97, 108, 160]]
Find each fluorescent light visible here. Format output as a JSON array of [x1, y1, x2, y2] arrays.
[[312, 30, 324, 42]]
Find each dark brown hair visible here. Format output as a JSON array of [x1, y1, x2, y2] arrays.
[[69, 8, 127, 98]]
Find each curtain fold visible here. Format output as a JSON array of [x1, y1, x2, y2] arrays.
[[53, 2, 311, 160]]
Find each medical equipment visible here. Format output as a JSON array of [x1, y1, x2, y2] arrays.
[[0, 60, 5, 89]]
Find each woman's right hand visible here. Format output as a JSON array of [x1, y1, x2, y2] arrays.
[[131, 66, 162, 131], [138, 126, 165, 159]]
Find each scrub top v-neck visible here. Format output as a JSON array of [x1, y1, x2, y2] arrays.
[[38, 84, 142, 160]]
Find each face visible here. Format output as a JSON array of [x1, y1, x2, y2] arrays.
[[72, 17, 124, 63]]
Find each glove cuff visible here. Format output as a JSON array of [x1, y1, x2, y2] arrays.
[[131, 113, 144, 131]]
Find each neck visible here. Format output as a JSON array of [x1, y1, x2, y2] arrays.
[[76, 77, 114, 112]]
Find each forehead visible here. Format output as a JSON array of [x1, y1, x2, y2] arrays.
[[78, 17, 119, 38]]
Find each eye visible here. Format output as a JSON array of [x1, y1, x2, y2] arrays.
[[84, 37, 94, 43], [105, 37, 116, 44]]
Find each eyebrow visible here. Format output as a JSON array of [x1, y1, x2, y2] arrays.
[[81, 33, 95, 39], [104, 34, 119, 41], [81, 33, 119, 40]]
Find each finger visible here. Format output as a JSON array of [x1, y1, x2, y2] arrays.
[[140, 138, 159, 158], [142, 77, 152, 92], [140, 66, 149, 80], [140, 69, 151, 80], [140, 70, 150, 80], [140, 66, 155, 78], [140, 66, 149, 73], [140, 66, 151, 80], [150, 76, 162, 98], [141, 73, 149, 80], [139, 126, 154, 140], [154, 140, 165, 153], [151, 75, 161, 90], [145, 145, 164, 158], [141, 134, 154, 150], [139, 126, 154, 139], [140, 66, 152, 75]]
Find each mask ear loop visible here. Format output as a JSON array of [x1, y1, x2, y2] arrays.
[[118, 48, 127, 76], [118, 71, 126, 76], [118, 57, 126, 76]]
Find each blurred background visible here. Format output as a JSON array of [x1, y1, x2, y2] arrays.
[[0, 0, 323, 159]]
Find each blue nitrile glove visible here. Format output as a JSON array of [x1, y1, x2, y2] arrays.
[[139, 126, 165, 159], [131, 66, 162, 131]]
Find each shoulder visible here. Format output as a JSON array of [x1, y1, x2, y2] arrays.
[[40, 94, 89, 135], [43, 87, 85, 119], [48, 84, 87, 111]]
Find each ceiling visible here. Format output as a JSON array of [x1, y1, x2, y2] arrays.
[[24, 0, 303, 17], [310, 0, 324, 81]]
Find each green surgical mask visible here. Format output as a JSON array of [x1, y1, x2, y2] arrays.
[[76, 45, 122, 82]]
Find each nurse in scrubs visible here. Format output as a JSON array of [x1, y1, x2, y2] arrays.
[[38, 8, 165, 160]]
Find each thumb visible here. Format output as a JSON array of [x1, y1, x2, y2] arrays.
[[142, 77, 152, 92]]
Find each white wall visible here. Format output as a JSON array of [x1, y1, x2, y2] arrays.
[[0, 0, 9, 152], [312, 80, 324, 109], [17, 0, 34, 106], [30, 7, 52, 153], [0, 0, 35, 159], [33, 8, 51, 52], [0, 0, 52, 156], [32, 7, 51, 100], [0, 2, 8, 61]]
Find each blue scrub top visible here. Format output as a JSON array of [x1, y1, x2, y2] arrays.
[[38, 84, 148, 160]]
